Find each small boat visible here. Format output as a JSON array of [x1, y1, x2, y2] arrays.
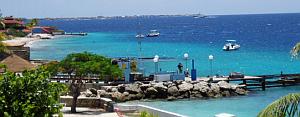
[[193, 13, 208, 18], [135, 34, 145, 38], [147, 30, 160, 37], [223, 40, 240, 51]]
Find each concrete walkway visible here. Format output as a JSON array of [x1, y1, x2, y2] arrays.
[[62, 107, 119, 117]]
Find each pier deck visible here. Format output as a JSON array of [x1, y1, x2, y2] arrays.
[[50, 73, 300, 91], [198, 74, 300, 91]]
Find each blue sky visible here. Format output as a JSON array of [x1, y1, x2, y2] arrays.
[[1, 0, 300, 18]]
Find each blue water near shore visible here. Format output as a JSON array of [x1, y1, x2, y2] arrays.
[[31, 13, 300, 116], [127, 85, 300, 117]]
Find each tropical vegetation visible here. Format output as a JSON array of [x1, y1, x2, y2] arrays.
[[291, 42, 300, 58], [26, 18, 39, 28], [258, 93, 300, 117], [0, 67, 67, 117], [140, 111, 158, 117], [44, 52, 122, 113], [258, 43, 300, 117]]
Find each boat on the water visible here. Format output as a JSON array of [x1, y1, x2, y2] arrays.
[[147, 30, 160, 37], [193, 13, 208, 18], [223, 40, 240, 51], [135, 34, 145, 38]]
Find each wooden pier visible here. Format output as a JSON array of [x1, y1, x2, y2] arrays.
[[198, 73, 300, 91], [64, 32, 88, 36], [50, 73, 300, 91]]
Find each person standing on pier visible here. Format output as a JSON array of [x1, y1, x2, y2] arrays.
[[177, 63, 183, 73]]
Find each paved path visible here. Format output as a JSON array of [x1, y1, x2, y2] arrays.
[[62, 107, 119, 117]]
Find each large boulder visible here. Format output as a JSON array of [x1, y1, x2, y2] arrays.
[[221, 90, 231, 97], [125, 84, 141, 94], [140, 84, 151, 91], [117, 84, 126, 93], [210, 83, 220, 93], [89, 88, 98, 95], [178, 82, 193, 92], [235, 88, 247, 95], [85, 89, 93, 97], [168, 86, 180, 96], [193, 82, 210, 93], [97, 90, 107, 97], [111, 92, 125, 102], [126, 93, 143, 101], [145, 87, 158, 98], [154, 83, 168, 92], [174, 80, 183, 86], [230, 84, 238, 90], [123, 92, 129, 96], [217, 81, 231, 89], [111, 87, 118, 92]]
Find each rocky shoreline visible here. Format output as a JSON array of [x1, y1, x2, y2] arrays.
[[80, 80, 248, 102]]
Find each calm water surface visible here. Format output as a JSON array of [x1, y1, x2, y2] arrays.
[[31, 13, 300, 116]]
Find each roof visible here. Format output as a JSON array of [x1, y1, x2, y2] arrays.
[[0, 54, 35, 72], [32, 26, 55, 34], [2, 20, 24, 25]]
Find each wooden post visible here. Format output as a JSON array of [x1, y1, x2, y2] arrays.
[[282, 77, 287, 87], [243, 79, 247, 89], [261, 79, 266, 91]]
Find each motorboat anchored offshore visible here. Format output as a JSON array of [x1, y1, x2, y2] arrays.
[[135, 34, 145, 38], [223, 40, 240, 51], [147, 30, 160, 37]]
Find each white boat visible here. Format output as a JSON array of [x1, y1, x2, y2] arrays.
[[27, 33, 53, 39], [223, 40, 240, 51], [135, 34, 145, 38], [147, 30, 160, 37]]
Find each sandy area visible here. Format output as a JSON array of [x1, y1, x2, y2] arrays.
[[2, 37, 40, 47], [1, 35, 72, 47]]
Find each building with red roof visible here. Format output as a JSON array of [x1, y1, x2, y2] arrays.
[[1, 16, 25, 29]]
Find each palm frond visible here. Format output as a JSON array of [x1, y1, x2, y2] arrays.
[[291, 43, 300, 59], [258, 93, 300, 117]]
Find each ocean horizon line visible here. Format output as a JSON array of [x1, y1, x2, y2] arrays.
[[8, 12, 300, 20]]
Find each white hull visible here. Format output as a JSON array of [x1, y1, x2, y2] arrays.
[[223, 44, 240, 51]]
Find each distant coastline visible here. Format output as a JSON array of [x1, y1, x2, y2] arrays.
[[28, 12, 300, 20]]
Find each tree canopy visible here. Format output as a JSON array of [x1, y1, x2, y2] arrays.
[[0, 67, 67, 117], [26, 18, 39, 28], [57, 52, 122, 80], [44, 52, 122, 113]]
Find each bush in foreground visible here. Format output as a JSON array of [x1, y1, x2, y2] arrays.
[[0, 68, 67, 117]]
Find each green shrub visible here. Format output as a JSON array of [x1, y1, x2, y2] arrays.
[[6, 28, 27, 37], [140, 110, 158, 117], [0, 68, 67, 117]]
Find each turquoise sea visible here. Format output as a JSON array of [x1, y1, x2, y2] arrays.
[[31, 13, 300, 116], [126, 86, 300, 117]]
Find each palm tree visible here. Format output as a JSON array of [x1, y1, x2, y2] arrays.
[[0, 21, 5, 29], [258, 43, 300, 117], [258, 93, 300, 117], [26, 18, 39, 28], [0, 30, 9, 54]]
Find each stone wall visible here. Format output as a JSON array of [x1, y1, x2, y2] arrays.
[[80, 80, 247, 102]]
